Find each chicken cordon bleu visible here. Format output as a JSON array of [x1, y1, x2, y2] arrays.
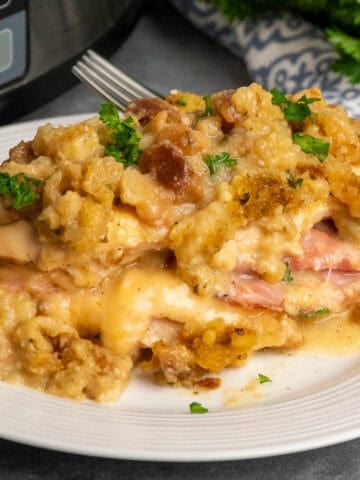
[[0, 83, 359, 402]]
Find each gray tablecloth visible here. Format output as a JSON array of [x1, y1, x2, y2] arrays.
[[1, 1, 359, 478]]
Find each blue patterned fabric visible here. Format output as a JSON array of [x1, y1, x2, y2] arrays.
[[170, 0, 360, 117]]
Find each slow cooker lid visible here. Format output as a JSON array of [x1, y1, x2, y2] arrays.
[[0, 0, 143, 124]]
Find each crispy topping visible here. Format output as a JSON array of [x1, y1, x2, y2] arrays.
[[9, 141, 35, 164], [126, 97, 183, 125], [139, 142, 202, 201]]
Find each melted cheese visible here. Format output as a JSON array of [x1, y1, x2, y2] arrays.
[[1, 84, 360, 402], [299, 310, 360, 355]]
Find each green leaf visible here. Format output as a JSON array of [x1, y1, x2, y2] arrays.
[[203, 1, 360, 82], [331, 57, 360, 84], [203, 95, 213, 116], [189, 401, 209, 414], [99, 102, 142, 167], [176, 96, 187, 106], [283, 261, 294, 283], [293, 133, 330, 162], [202, 1, 360, 30], [298, 307, 330, 318], [104, 143, 124, 164], [203, 152, 237, 175], [271, 87, 288, 105], [0, 172, 41, 209], [99, 102, 120, 130], [258, 373, 272, 384], [326, 28, 360, 83], [296, 95, 321, 106], [271, 87, 320, 122], [326, 29, 360, 62], [287, 173, 303, 188], [282, 102, 312, 122]]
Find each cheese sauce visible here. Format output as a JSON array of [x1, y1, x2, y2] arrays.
[[1, 83, 360, 402], [299, 310, 360, 355]]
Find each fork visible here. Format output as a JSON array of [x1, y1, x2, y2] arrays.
[[72, 50, 159, 112]]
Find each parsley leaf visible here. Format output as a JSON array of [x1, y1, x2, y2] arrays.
[[203, 95, 213, 116], [201, 1, 360, 26], [189, 401, 208, 414], [271, 87, 288, 105], [204, 152, 237, 175], [271, 87, 320, 122], [331, 57, 360, 84], [298, 307, 330, 318], [99, 102, 121, 130], [283, 261, 294, 283], [202, 3, 360, 84], [99, 102, 142, 168], [287, 173, 303, 189], [0, 172, 41, 209], [296, 95, 321, 106], [326, 29, 360, 84], [176, 96, 187, 106], [293, 133, 330, 162], [283, 102, 312, 122], [326, 29, 360, 63], [258, 373, 272, 384]]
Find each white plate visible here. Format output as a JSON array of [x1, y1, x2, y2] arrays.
[[0, 115, 360, 462]]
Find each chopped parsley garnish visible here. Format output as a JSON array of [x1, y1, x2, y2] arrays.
[[176, 96, 187, 106], [271, 87, 320, 122], [283, 261, 294, 284], [99, 102, 142, 168], [189, 401, 208, 414], [287, 173, 303, 189], [0, 172, 41, 209], [258, 373, 272, 384], [203, 95, 213, 116], [204, 151, 237, 175], [271, 88, 288, 106], [298, 307, 330, 318], [293, 133, 330, 162]]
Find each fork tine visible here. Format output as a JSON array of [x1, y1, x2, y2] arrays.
[[72, 49, 158, 111], [79, 57, 142, 104], [72, 64, 128, 111], [86, 50, 155, 99], [73, 62, 133, 110]]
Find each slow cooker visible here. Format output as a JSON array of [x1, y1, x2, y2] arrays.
[[0, 0, 142, 124]]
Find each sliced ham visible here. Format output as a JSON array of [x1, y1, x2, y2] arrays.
[[224, 274, 284, 310], [222, 270, 360, 313], [0, 264, 55, 296], [0, 221, 40, 264], [222, 243, 360, 315], [226, 226, 360, 311], [288, 228, 360, 272], [282, 270, 360, 315], [320, 270, 360, 290]]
